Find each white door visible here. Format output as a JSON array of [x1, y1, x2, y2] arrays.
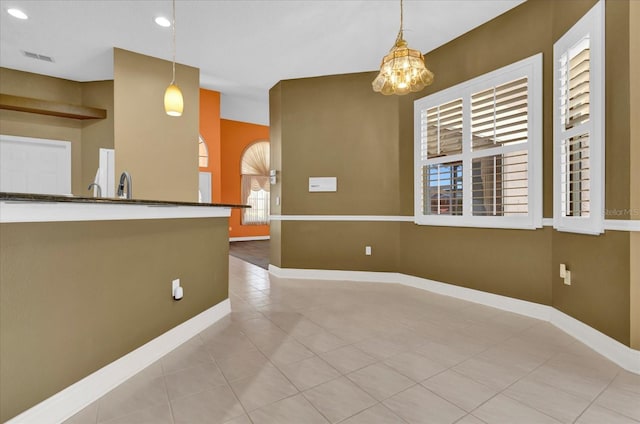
[[199, 172, 211, 203], [0, 135, 71, 195]]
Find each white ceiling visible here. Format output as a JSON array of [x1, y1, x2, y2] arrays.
[[0, 0, 525, 124]]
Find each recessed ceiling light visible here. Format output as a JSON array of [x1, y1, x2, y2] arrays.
[[7, 8, 28, 20], [154, 16, 171, 27]]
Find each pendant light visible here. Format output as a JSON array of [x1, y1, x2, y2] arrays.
[[372, 0, 434, 95], [164, 0, 183, 116]]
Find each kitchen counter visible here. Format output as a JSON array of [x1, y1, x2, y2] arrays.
[[0, 192, 248, 223]]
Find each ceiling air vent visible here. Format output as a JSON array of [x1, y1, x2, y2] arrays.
[[22, 50, 54, 62]]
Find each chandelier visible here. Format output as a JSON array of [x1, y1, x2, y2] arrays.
[[372, 0, 434, 95]]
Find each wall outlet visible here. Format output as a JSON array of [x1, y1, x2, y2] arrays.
[[564, 270, 572, 286], [365, 246, 372, 256], [172, 278, 180, 296], [560, 263, 566, 278], [276, 196, 280, 206]]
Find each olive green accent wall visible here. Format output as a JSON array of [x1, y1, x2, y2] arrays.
[[271, 0, 634, 346], [0, 218, 229, 422], [630, 0, 640, 349], [81, 80, 115, 192], [401, 225, 553, 305], [552, 231, 630, 344], [0, 68, 84, 194], [113, 48, 199, 202], [277, 73, 400, 216], [280, 221, 400, 272]]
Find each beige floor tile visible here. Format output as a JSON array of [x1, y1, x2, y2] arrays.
[[575, 404, 639, 424], [62, 402, 98, 424], [222, 415, 252, 424], [503, 378, 591, 423], [274, 317, 326, 338], [160, 337, 213, 374], [164, 361, 228, 400], [382, 384, 466, 424], [475, 343, 548, 373], [319, 345, 378, 374], [455, 415, 488, 424], [296, 330, 350, 354], [593, 385, 640, 421], [611, 370, 640, 395], [249, 393, 329, 424], [453, 357, 528, 391], [277, 356, 341, 391], [99, 402, 172, 424], [527, 363, 612, 401], [171, 385, 245, 424], [97, 375, 168, 423], [354, 337, 407, 360], [384, 351, 448, 382], [347, 363, 415, 401], [229, 365, 299, 411], [472, 394, 562, 424], [340, 403, 406, 424], [302, 377, 377, 423], [215, 348, 272, 382], [412, 339, 479, 368], [203, 333, 258, 361], [421, 369, 497, 412], [258, 339, 315, 366]]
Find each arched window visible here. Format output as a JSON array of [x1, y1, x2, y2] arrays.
[[241, 141, 269, 225], [199, 135, 208, 168]]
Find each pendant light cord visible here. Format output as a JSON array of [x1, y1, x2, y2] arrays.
[[171, 0, 176, 84], [396, 0, 404, 44]]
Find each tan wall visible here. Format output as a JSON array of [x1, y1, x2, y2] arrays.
[[271, 0, 634, 345], [81, 80, 115, 191], [113, 48, 199, 202], [0, 68, 84, 194], [630, 0, 640, 349], [0, 217, 229, 422], [278, 73, 400, 216], [281, 221, 400, 272], [401, 226, 553, 305]]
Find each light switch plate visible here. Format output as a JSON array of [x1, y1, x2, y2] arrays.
[[560, 263, 566, 278]]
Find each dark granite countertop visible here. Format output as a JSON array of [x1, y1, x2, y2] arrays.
[[0, 192, 249, 208]]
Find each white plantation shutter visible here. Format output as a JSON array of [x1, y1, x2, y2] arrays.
[[471, 78, 529, 151], [424, 99, 463, 158], [414, 54, 542, 229], [470, 77, 530, 217], [553, 0, 604, 235]]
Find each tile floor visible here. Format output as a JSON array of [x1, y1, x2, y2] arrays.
[[65, 256, 640, 424]]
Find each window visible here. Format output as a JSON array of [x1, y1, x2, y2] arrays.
[[241, 141, 270, 225], [199, 135, 208, 168], [414, 54, 542, 229], [553, 1, 604, 235]]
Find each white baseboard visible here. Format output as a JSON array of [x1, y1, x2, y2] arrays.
[[7, 299, 231, 424], [230, 236, 270, 242], [269, 265, 638, 374]]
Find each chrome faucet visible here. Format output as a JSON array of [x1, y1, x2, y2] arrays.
[[117, 171, 132, 199], [87, 182, 102, 197]]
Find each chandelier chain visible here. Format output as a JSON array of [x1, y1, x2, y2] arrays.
[[396, 0, 404, 44]]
